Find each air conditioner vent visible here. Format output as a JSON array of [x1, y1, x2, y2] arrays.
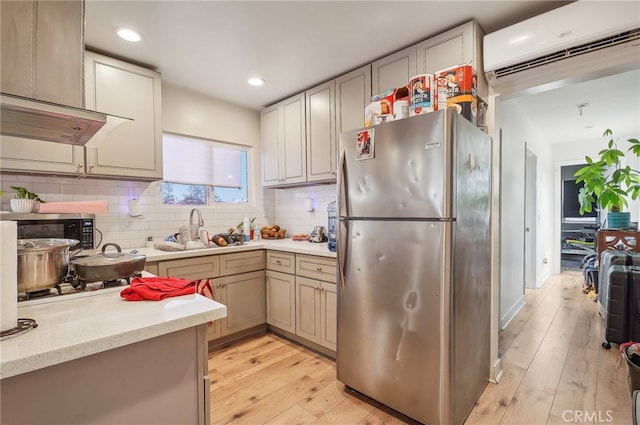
[[492, 28, 640, 79]]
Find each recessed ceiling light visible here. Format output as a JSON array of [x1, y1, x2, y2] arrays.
[[248, 77, 266, 87], [117, 28, 141, 42]]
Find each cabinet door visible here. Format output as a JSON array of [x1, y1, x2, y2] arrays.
[[0, 136, 84, 174], [157, 256, 220, 280], [266, 251, 296, 274], [281, 93, 307, 184], [261, 105, 281, 186], [1, 0, 83, 107], [371, 45, 417, 95], [84, 52, 163, 179], [320, 282, 337, 350], [416, 21, 487, 99], [296, 254, 336, 282], [1, 0, 33, 98], [266, 270, 296, 333], [219, 270, 266, 336], [208, 278, 223, 341], [295, 276, 321, 344], [35, 0, 83, 107], [336, 65, 371, 136], [306, 80, 336, 182], [219, 250, 266, 277]]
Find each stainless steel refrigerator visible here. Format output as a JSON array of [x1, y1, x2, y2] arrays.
[[336, 109, 491, 425]]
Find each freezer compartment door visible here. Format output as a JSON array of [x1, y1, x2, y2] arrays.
[[338, 110, 452, 219], [336, 219, 452, 425]]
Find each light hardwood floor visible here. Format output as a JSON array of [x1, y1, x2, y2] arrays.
[[209, 271, 633, 424]]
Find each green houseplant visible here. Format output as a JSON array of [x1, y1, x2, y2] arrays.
[[1, 186, 45, 213], [575, 129, 640, 229]]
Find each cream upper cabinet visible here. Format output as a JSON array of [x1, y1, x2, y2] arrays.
[[84, 51, 163, 180], [371, 45, 417, 96], [261, 93, 306, 187], [1, 0, 83, 107], [306, 80, 336, 182], [416, 21, 487, 99], [335, 64, 371, 136], [0, 137, 84, 175]]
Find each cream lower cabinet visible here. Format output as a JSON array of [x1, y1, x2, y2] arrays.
[[211, 270, 266, 339], [155, 251, 266, 343], [266, 251, 296, 334], [157, 256, 221, 341], [295, 255, 337, 351]]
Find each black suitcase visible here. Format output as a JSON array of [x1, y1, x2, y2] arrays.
[[599, 250, 640, 294], [601, 264, 640, 349]]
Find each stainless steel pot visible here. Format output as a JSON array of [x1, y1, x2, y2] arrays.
[[17, 238, 79, 293], [72, 243, 146, 283]]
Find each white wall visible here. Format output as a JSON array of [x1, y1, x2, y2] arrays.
[[497, 97, 555, 329]]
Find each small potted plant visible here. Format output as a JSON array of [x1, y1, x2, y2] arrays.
[[236, 217, 256, 240], [3, 186, 45, 213], [575, 129, 640, 229]]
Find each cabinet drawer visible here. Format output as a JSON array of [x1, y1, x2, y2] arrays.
[[219, 250, 266, 276], [266, 251, 296, 274], [296, 254, 336, 282], [158, 256, 220, 280]]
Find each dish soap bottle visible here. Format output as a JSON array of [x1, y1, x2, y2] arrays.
[[242, 216, 250, 242]]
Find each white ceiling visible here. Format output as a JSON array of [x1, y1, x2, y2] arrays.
[[83, 0, 639, 144]]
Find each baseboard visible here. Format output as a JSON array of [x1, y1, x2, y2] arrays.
[[500, 294, 526, 330], [536, 269, 552, 288], [489, 357, 503, 384]]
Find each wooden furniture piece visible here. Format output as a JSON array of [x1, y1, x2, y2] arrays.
[[597, 230, 640, 259]]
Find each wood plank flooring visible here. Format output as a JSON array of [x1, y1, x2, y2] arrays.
[[209, 271, 633, 424]]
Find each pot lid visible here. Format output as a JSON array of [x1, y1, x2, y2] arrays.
[[71, 243, 146, 266], [17, 238, 79, 252]]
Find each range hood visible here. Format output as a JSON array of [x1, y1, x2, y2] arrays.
[[0, 92, 130, 147]]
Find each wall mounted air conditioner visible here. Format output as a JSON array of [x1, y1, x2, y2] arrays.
[[484, 1, 640, 95]]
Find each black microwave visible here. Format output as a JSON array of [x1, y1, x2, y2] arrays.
[[1, 213, 95, 250]]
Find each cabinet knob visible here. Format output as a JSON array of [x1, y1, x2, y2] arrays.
[[276, 260, 281, 265], [316, 266, 322, 271], [76, 163, 83, 172], [88, 164, 95, 172]]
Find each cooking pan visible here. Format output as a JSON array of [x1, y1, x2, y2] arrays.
[[72, 243, 146, 282], [17, 238, 79, 293]]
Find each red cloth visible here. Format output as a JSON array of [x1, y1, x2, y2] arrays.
[[195, 278, 214, 300], [120, 276, 195, 301]]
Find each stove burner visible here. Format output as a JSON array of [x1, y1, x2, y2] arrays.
[[103, 278, 130, 288], [24, 289, 55, 300], [1, 318, 38, 340]]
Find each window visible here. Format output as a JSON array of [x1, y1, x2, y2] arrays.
[[161, 133, 249, 205]]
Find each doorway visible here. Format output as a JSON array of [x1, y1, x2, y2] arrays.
[[524, 146, 537, 289]]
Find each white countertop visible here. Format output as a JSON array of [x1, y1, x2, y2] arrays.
[[0, 287, 227, 379], [132, 238, 336, 262]]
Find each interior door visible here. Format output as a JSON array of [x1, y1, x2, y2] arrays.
[[524, 146, 537, 289]]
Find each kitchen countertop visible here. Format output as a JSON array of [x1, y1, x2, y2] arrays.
[[130, 238, 336, 262], [0, 287, 227, 379]]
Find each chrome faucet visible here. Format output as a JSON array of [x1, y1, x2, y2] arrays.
[[189, 208, 204, 227]]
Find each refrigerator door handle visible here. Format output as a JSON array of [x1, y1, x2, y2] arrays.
[[337, 149, 348, 290], [337, 150, 348, 218], [338, 218, 348, 289]]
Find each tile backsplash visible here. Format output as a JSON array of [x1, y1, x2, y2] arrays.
[[271, 184, 336, 236], [1, 173, 336, 248]]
